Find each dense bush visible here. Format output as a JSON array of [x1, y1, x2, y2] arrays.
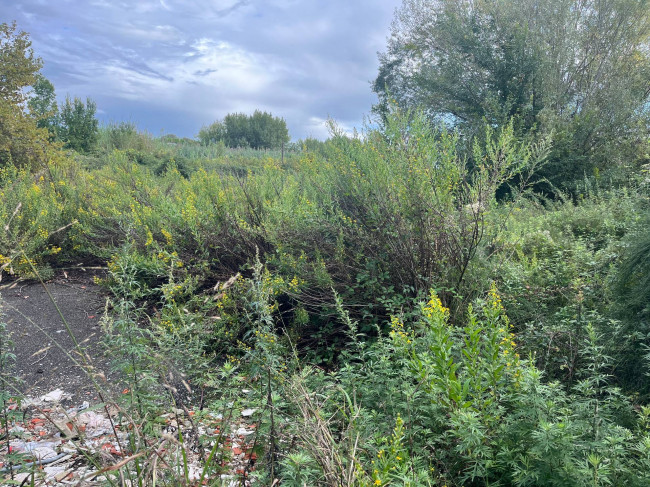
[[0, 161, 80, 278], [5, 15, 650, 485], [484, 184, 650, 392], [281, 287, 650, 486], [94, 252, 650, 485], [3, 102, 650, 485]]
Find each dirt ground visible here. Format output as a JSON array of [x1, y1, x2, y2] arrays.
[[0, 268, 257, 486], [0, 267, 117, 404]]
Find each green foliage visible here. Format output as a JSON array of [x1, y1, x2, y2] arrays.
[[266, 109, 547, 329], [0, 21, 41, 106], [375, 0, 650, 191], [6, 17, 650, 487], [57, 95, 99, 153], [0, 108, 547, 352], [98, 121, 153, 153], [0, 163, 76, 279], [297, 136, 327, 154], [615, 217, 650, 322], [609, 214, 650, 390], [0, 305, 18, 410], [0, 99, 53, 170], [199, 110, 290, 149], [0, 22, 54, 170], [283, 288, 650, 486], [280, 452, 322, 486], [197, 119, 227, 146], [486, 186, 649, 392], [27, 74, 58, 136]]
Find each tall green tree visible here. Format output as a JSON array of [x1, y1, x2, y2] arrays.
[[0, 21, 53, 168], [57, 95, 99, 153], [0, 21, 41, 105], [375, 0, 650, 190], [28, 74, 58, 137], [198, 120, 226, 146], [248, 110, 290, 149], [223, 112, 252, 148]]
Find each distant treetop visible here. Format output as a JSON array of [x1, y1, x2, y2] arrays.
[[198, 110, 290, 149]]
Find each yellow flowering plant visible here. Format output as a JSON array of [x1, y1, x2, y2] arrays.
[[365, 414, 426, 487], [0, 162, 76, 278]]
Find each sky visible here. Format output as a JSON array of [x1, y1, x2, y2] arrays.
[[4, 0, 401, 141]]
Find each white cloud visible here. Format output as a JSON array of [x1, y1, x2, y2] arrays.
[[304, 116, 357, 140], [6, 0, 401, 139], [304, 116, 331, 139], [118, 24, 185, 43], [78, 36, 286, 118], [167, 38, 281, 98]]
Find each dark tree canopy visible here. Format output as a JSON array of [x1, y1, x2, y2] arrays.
[[375, 0, 650, 190], [199, 110, 290, 149]]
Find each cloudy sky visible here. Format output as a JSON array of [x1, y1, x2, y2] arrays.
[[4, 0, 401, 140]]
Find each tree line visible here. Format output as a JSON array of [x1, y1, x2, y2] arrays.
[[0, 21, 98, 163], [1, 20, 290, 167], [29, 74, 99, 153]]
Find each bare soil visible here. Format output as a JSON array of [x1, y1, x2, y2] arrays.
[[0, 267, 118, 404]]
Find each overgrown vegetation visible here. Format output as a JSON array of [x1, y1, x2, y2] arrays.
[[2, 9, 650, 486], [375, 0, 650, 192]]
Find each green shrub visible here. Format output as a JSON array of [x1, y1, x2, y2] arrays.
[[283, 287, 650, 486], [0, 162, 79, 278]]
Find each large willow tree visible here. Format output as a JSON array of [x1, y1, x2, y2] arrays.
[[375, 0, 650, 190]]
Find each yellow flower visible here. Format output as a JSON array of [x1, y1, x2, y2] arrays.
[[489, 282, 503, 311], [375, 480, 382, 486], [161, 228, 173, 245], [422, 290, 449, 320]]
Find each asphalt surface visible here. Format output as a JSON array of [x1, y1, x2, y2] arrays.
[[0, 269, 116, 403]]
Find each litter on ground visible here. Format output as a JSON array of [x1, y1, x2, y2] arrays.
[[0, 388, 259, 485]]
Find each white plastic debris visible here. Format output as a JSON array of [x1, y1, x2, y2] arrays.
[[22, 388, 68, 407], [241, 408, 256, 417], [187, 464, 203, 481], [235, 427, 254, 436], [77, 411, 113, 438], [61, 443, 77, 454], [43, 465, 67, 478], [13, 473, 30, 483], [54, 469, 72, 482], [42, 388, 65, 402], [10, 440, 61, 460]]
